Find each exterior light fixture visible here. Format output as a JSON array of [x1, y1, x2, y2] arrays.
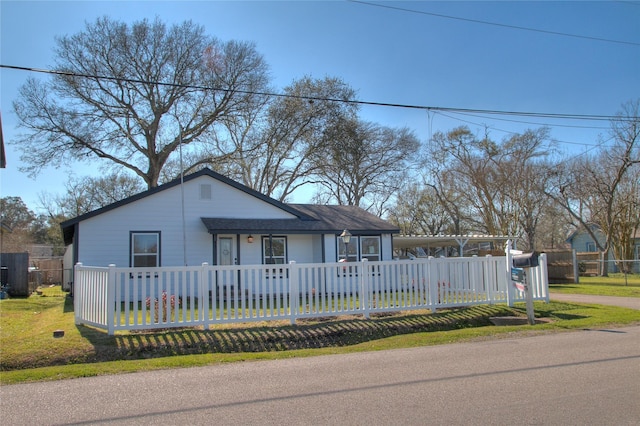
[[247, 235, 254, 243], [340, 229, 351, 261]]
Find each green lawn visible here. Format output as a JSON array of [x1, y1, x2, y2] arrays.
[[1, 284, 639, 385], [550, 274, 640, 297]]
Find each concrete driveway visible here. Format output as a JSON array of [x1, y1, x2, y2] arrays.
[[549, 292, 640, 310]]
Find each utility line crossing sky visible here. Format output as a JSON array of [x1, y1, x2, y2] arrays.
[[1, 1, 638, 211]]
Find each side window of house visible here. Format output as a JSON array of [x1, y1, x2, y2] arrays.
[[337, 236, 381, 262], [586, 242, 596, 252], [338, 237, 358, 262], [361, 237, 380, 261], [263, 237, 287, 264], [131, 232, 160, 267]]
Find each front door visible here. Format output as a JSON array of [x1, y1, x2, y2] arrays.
[[219, 237, 234, 265], [216, 237, 238, 299]]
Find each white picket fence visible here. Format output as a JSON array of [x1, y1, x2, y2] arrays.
[[74, 254, 548, 335]]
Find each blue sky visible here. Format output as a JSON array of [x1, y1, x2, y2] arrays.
[[1, 1, 639, 212]]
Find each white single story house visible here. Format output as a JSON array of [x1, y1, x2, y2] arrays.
[[61, 168, 400, 276]]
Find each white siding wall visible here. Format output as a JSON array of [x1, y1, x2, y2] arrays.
[[324, 234, 339, 262], [286, 234, 314, 263], [381, 234, 393, 260], [74, 175, 396, 268], [238, 236, 262, 265], [77, 176, 297, 267], [310, 234, 324, 263]]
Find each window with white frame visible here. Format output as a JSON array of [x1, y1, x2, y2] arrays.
[[337, 235, 381, 262], [263, 236, 287, 278], [263, 236, 287, 264], [131, 232, 160, 267], [586, 242, 596, 252], [361, 237, 380, 261], [338, 237, 358, 262]]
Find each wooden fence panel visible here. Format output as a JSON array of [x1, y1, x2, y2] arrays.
[[0, 253, 30, 296], [31, 258, 64, 285], [544, 249, 577, 283], [576, 252, 600, 276]]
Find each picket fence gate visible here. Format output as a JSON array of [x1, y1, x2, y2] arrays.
[[74, 254, 548, 335]]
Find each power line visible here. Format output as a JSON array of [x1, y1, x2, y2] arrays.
[[435, 111, 605, 147], [430, 106, 627, 122], [446, 110, 611, 130], [349, 0, 640, 47], [433, 110, 620, 170], [3, 64, 634, 124]]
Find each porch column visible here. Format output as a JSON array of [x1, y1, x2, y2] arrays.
[[454, 237, 470, 257]]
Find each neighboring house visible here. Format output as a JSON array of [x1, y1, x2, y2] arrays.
[[566, 224, 606, 254], [61, 168, 399, 274], [566, 224, 640, 256], [566, 224, 640, 272]]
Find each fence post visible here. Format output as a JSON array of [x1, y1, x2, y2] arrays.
[[428, 257, 438, 313], [107, 264, 116, 336], [539, 253, 549, 303], [572, 249, 579, 284], [74, 263, 83, 326], [289, 261, 298, 325], [505, 240, 514, 307], [484, 255, 493, 304], [200, 263, 209, 329], [360, 259, 370, 319]]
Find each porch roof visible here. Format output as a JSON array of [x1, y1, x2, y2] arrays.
[[201, 204, 400, 235]]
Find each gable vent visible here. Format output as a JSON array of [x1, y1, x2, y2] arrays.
[[200, 184, 212, 200]]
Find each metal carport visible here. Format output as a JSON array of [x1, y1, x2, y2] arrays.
[[393, 234, 514, 257]]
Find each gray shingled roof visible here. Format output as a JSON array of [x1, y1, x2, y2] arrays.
[[201, 204, 399, 235], [61, 168, 399, 245]]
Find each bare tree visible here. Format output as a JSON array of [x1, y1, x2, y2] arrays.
[[313, 118, 420, 213], [213, 76, 357, 201], [429, 127, 503, 235], [34, 173, 145, 253], [609, 166, 640, 272], [12, 17, 270, 188], [423, 168, 468, 236], [387, 184, 449, 235], [533, 201, 572, 250], [546, 99, 640, 274], [428, 126, 552, 247], [38, 172, 145, 219], [499, 131, 554, 250]]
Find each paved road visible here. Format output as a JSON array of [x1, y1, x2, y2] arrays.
[[549, 293, 640, 310], [2, 325, 639, 425]]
